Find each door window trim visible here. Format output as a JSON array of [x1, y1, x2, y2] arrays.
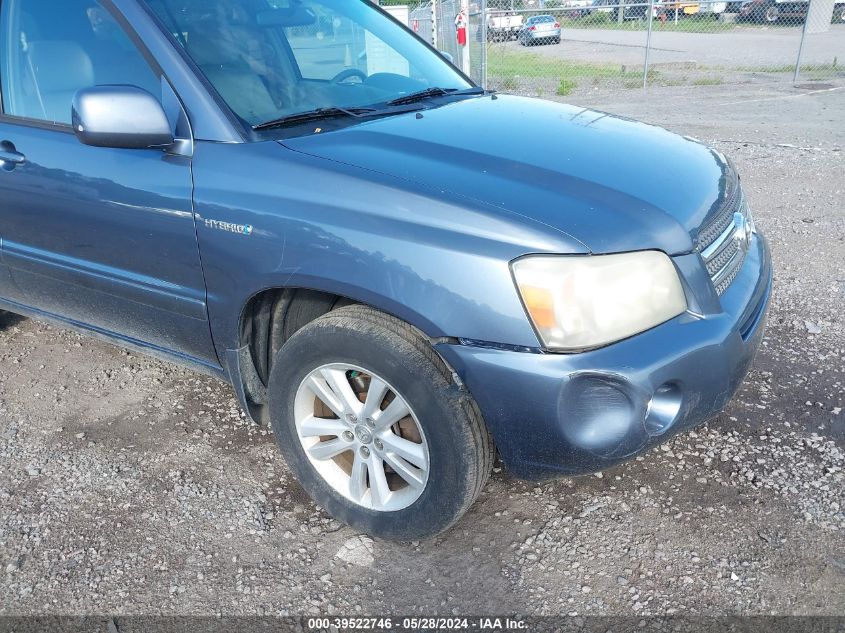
[[135, 0, 256, 142]]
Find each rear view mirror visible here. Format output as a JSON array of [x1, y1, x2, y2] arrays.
[[72, 85, 174, 149], [439, 51, 455, 64], [256, 7, 317, 27]]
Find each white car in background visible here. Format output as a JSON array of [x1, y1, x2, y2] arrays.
[[486, 10, 524, 40]]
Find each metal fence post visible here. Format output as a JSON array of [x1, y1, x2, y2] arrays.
[[793, 0, 811, 83], [432, 0, 438, 49], [643, 0, 655, 89], [461, 0, 470, 76], [480, 0, 488, 89]]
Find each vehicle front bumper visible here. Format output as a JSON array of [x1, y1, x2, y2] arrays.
[[436, 233, 772, 480]]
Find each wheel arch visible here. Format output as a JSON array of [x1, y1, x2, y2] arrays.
[[228, 283, 461, 425]]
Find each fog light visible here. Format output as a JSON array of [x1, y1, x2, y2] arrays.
[[559, 374, 642, 456], [644, 383, 683, 436]]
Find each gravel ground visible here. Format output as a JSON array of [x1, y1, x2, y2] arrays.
[[1, 83, 843, 617]]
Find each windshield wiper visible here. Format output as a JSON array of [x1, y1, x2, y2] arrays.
[[387, 86, 484, 107], [254, 88, 487, 131], [253, 106, 378, 131]]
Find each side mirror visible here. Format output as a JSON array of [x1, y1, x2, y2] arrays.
[[72, 86, 174, 149], [440, 50, 455, 64]]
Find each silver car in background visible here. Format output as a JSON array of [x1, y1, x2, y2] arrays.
[[518, 15, 561, 45]]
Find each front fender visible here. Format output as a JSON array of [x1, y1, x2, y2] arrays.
[[192, 140, 585, 363]]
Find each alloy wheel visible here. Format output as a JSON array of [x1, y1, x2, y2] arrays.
[[293, 363, 430, 512]]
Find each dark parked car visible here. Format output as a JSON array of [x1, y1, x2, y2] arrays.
[[739, 0, 845, 22], [0, 0, 771, 540], [583, 0, 618, 17]]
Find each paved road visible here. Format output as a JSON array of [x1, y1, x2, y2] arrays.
[[1, 83, 843, 617], [494, 23, 845, 69]]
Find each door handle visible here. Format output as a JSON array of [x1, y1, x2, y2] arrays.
[[0, 142, 26, 171]]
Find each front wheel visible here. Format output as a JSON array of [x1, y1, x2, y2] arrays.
[[834, 4, 845, 22], [268, 305, 494, 541], [763, 5, 779, 21]]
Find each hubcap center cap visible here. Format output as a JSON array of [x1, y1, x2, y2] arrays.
[[354, 425, 373, 445]]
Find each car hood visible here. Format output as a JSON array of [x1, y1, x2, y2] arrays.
[[281, 94, 731, 255]]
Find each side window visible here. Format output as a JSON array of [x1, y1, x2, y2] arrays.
[[0, 0, 160, 125]]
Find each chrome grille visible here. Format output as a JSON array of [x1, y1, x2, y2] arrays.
[[697, 188, 750, 296], [696, 183, 741, 249]]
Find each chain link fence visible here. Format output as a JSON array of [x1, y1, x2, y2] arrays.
[[396, 0, 845, 97]]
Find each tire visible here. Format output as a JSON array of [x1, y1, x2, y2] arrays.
[[835, 4, 845, 22], [268, 305, 493, 541], [763, 5, 779, 21]]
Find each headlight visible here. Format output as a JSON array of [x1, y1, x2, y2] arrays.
[[512, 251, 687, 352]]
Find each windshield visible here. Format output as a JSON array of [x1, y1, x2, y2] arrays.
[[145, 0, 473, 127]]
